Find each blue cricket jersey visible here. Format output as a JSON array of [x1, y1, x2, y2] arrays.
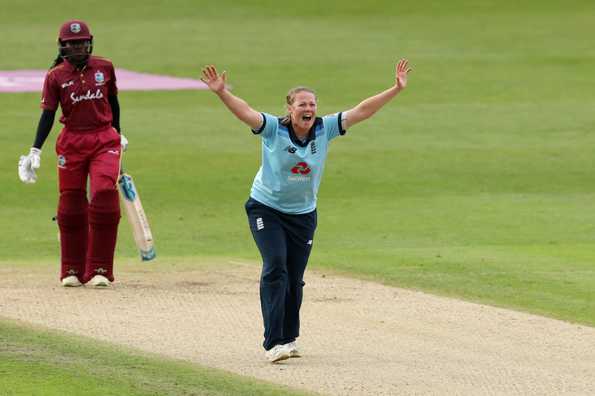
[[250, 112, 346, 214]]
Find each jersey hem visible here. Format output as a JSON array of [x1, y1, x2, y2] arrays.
[[249, 193, 316, 215]]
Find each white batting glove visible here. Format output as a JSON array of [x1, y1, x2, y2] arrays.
[[120, 134, 128, 151], [18, 147, 42, 184]]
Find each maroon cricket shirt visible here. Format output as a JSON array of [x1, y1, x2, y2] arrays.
[[41, 56, 118, 132]]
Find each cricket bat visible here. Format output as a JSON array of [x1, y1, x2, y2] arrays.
[[118, 170, 156, 261]]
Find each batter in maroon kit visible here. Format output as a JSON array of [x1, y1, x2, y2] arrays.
[[18, 20, 127, 287]]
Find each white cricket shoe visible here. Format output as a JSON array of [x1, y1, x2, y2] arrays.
[[88, 275, 110, 288], [265, 344, 291, 363], [61, 276, 82, 287], [284, 341, 301, 358]]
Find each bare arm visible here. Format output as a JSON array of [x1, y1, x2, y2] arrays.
[[201, 65, 263, 130], [343, 59, 412, 130]]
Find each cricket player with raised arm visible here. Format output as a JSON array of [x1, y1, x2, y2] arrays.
[[18, 20, 127, 288], [200, 59, 412, 363]]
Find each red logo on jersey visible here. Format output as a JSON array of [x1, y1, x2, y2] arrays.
[[291, 162, 311, 175]]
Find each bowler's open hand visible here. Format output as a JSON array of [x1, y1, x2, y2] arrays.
[[395, 59, 412, 90], [201, 65, 226, 94]]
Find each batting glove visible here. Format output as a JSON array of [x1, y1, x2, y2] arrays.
[[18, 147, 42, 184], [120, 134, 128, 151]]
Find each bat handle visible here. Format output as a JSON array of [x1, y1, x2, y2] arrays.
[[118, 147, 125, 176]]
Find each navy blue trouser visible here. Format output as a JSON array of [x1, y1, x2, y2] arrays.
[[245, 198, 317, 351]]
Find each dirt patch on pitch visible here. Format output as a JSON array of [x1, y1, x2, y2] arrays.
[[1, 261, 594, 395]]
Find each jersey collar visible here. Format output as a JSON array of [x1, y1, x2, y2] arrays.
[[63, 56, 94, 73], [287, 117, 321, 147]]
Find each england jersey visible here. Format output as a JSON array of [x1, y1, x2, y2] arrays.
[[250, 112, 346, 214]]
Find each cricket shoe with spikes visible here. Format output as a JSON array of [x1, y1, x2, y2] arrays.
[[61, 275, 82, 287], [284, 341, 301, 358], [88, 274, 110, 288], [265, 344, 291, 363]]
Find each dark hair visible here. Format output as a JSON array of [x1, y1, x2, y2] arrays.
[[51, 38, 93, 69], [50, 54, 64, 69], [280, 86, 317, 126]]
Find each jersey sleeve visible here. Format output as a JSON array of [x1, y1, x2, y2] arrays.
[[40, 71, 59, 111], [251, 112, 278, 140], [323, 112, 346, 141], [108, 62, 118, 96]]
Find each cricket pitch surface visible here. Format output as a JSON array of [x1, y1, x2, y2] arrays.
[[1, 260, 594, 395]]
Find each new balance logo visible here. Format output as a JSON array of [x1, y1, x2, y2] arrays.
[[95, 268, 107, 274], [256, 217, 264, 231]]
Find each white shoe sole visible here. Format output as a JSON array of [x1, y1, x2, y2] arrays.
[[88, 275, 110, 288], [61, 276, 82, 287], [270, 353, 291, 363], [266, 346, 291, 363]]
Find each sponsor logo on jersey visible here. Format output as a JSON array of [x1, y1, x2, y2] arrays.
[[288, 162, 312, 182], [61, 80, 74, 89], [310, 141, 317, 154], [291, 162, 311, 175], [70, 23, 81, 33], [288, 175, 311, 182], [70, 88, 104, 104]]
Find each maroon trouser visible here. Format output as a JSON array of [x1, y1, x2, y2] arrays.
[[55, 126, 121, 283]]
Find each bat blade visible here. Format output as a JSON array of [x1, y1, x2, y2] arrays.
[[118, 172, 156, 261]]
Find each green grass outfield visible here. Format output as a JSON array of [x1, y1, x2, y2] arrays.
[[0, 319, 312, 396], [1, 0, 594, 393]]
